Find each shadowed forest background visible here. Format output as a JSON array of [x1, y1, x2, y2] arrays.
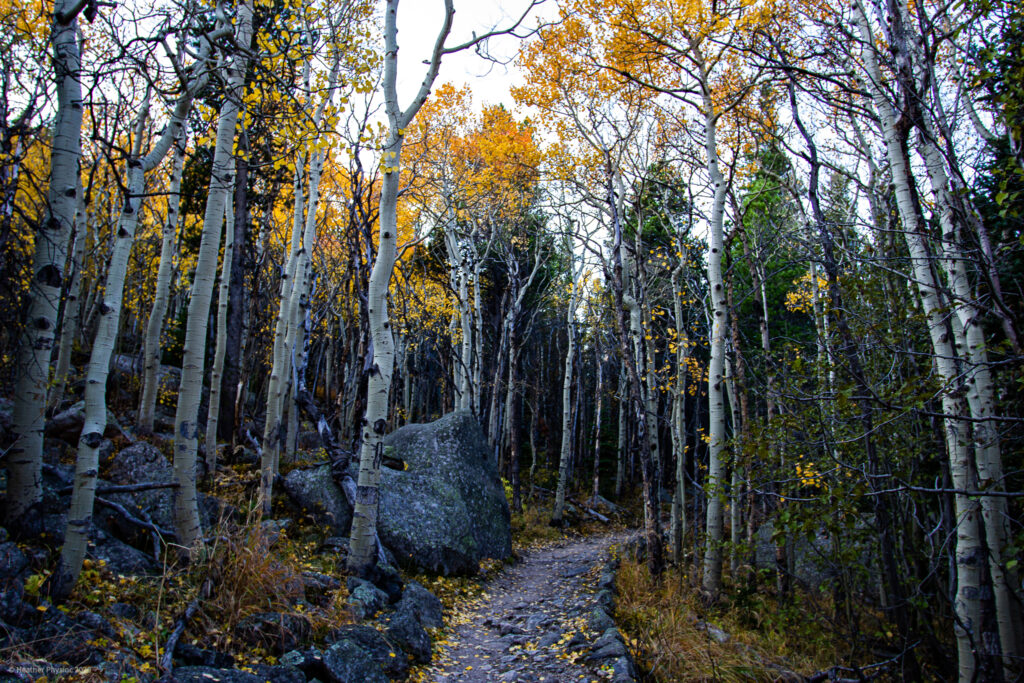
[[0, 0, 1023, 680]]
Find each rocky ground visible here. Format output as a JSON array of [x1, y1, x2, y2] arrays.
[[421, 530, 637, 683]]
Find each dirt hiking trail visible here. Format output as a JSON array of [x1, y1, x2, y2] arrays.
[[421, 530, 637, 683]]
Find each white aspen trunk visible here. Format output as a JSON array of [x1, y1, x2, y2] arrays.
[[348, 0, 456, 575], [917, 114, 1021, 668], [701, 82, 729, 597], [6, 0, 83, 526], [49, 182, 86, 412], [725, 355, 742, 576], [261, 155, 306, 510], [54, 102, 151, 598], [138, 136, 186, 433], [552, 259, 583, 525], [206, 173, 235, 470], [854, 6, 983, 677], [670, 263, 688, 564], [616, 369, 626, 499], [591, 347, 603, 502], [174, 0, 253, 551]]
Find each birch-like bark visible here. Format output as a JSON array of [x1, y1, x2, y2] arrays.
[[615, 369, 626, 499], [670, 262, 688, 564], [137, 136, 186, 434], [52, 101, 151, 598], [348, 0, 460, 576], [49, 182, 86, 412], [551, 258, 582, 526], [173, 0, 253, 552], [206, 173, 235, 470], [6, 0, 83, 527], [854, 5, 986, 677], [590, 346, 603, 502], [700, 79, 730, 597]]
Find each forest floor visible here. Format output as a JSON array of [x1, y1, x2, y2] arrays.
[[417, 529, 636, 683]]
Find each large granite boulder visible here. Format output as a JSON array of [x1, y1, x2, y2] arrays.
[[45, 400, 125, 444], [376, 411, 511, 575], [283, 465, 351, 533], [282, 412, 512, 576]]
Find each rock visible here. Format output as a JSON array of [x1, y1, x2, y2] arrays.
[[588, 628, 628, 662], [696, 619, 730, 643], [300, 571, 341, 606], [252, 664, 306, 683], [104, 442, 230, 542], [386, 602, 432, 664], [346, 578, 388, 620], [296, 431, 322, 451], [174, 642, 236, 668], [0, 618, 25, 650], [595, 588, 615, 610], [234, 612, 311, 655], [260, 519, 291, 547], [108, 602, 139, 620], [29, 607, 101, 664], [87, 533, 159, 575], [589, 607, 616, 633], [74, 610, 116, 638], [42, 438, 73, 464], [0, 543, 29, 581], [322, 639, 389, 683], [162, 666, 262, 683], [283, 465, 352, 533], [45, 400, 124, 444], [374, 411, 512, 575], [396, 580, 443, 629], [611, 655, 639, 682], [324, 624, 408, 679]]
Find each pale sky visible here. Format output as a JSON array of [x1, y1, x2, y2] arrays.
[[394, 1, 550, 113]]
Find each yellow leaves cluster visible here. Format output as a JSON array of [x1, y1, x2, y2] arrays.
[[784, 271, 828, 314]]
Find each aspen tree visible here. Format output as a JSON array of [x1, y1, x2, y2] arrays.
[[55, 31, 220, 592], [6, 0, 84, 528], [348, 0, 543, 575], [206, 173, 235, 469], [853, 4, 989, 676], [173, 0, 253, 552], [552, 249, 584, 526], [137, 112, 188, 434], [49, 180, 86, 412]]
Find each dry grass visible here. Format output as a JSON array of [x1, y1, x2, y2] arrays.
[[614, 557, 846, 682]]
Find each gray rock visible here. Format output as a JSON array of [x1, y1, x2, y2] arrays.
[[346, 578, 388, 620], [300, 571, 341, 606], [322, 639, 389, 683], [396, 580, 443, 629], [174, 642, 236, 668], [45, 400, 124, 444], [386, 602, 432, 663], [374, 412, 512, 575], [104, 442, 229, 542], [324, 624, 408, 679], [234, 612, 311, 655], [283, 465, 352, 533], [595, 588, 615, 610], [612, 655, 639, 682], [87, 533, 159, 575], [0, 543, 29, 581], [163, 666, 262, 683], [588, 628, 628, 661], [589, 606, 616, 632]]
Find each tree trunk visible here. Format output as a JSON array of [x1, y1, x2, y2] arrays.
[[6, 0, 83, 528], [138, 136, 186, 434], [173, 1, 253, 552], [701, 82, 729, 598]]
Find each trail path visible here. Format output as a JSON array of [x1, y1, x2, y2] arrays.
[[422, 530, 635, 683]]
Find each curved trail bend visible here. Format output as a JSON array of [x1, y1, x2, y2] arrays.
[[423, 530, 636, 683]]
